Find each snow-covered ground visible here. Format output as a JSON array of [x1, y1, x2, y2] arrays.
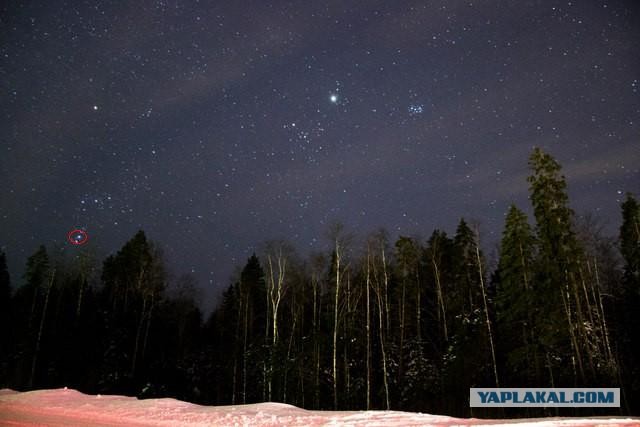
[[0, 388, 637, 426]]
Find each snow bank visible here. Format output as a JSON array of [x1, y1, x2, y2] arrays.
[[0, 388, 637, 426]]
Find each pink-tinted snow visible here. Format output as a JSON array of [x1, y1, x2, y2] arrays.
[[0, 388, 637, 427]]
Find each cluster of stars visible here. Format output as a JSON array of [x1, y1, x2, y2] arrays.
[[408, 104, 424, 116]]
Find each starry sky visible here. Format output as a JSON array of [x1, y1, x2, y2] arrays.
[[1, 0, 639, 306]]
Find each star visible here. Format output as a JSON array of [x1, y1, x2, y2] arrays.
[[329, 94, 338, 103]]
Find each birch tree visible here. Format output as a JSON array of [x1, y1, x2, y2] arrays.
[[264, 241, 292, 401], [425, 230, 451, 343], [368, 230, 391, 409], [328, 223, 349, 410]]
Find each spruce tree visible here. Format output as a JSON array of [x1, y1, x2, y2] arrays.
[[24, 246, 50, 292], [238, 253, 266, 403], [444, 219, 494, 414], [527, 148, 591, 385], [452, 219, 483, 322], [528, 148, 571, 384], [618, 194, 640, 410], [495, 205, 539, 384], [620, 194, 640, 289], [527, 148, 576, 265]]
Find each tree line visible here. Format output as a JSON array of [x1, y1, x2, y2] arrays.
[[0, 148, 638, 417]]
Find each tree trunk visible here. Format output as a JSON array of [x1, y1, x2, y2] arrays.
[[376, 285, 390, 410], [560, 274, 585, 383], [416, 271, 421, 342], [365, 251, 372, 410], [76, 250, 92, 319], [432, 255, 447, 341], [332, 237, 341, 410], [264, 269, 270, 403], [344, 272, 351, 407], [231, 289, 242, 404], [267, 250, 287, 401], [476, 241, 499, 387], [29, 268, 55, 388], [591, 259, 614, 364], [311, 270, 320, 409], [381, 246, 390, 339], [518, 242, 539, 381], [283, 314, 297, 402], [141, 293, 154, 361], [76, 279, 85, 318], [242, 291, 249, 404], [131, 296, 147, 378], [399, 277, 406, 381]]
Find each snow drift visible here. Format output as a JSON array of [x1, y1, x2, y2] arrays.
[[0, 388, 637, 426]]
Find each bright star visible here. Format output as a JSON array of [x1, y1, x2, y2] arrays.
[[330, 94, 338, 103]]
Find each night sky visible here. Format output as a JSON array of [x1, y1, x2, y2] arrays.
[[1, 1, 639, 307]]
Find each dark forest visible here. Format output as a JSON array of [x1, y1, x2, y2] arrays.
[[1, 148, 638, 418]]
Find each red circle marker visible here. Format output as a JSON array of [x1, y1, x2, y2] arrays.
[[68, 229, 89, 245]]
